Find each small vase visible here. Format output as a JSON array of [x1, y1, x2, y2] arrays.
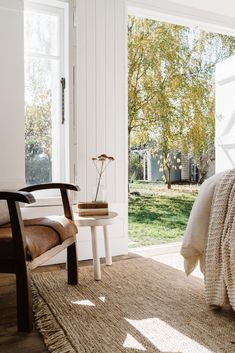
[[92, 184, 106, 203]]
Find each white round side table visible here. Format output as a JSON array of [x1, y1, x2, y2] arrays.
[[74, 211, 118, 280]]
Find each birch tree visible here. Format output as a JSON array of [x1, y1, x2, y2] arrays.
[[128, 16, 235, 185]]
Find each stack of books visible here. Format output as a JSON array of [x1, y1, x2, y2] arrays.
[[77, 202, 109, 216]]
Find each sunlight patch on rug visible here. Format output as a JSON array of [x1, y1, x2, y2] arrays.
[[98, 296, 106, 302], [71, 299, 95, 306], [123, 333, 146, 351], [126, 318, 213, 353]]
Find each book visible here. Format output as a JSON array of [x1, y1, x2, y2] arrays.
[[78, 208, 108, 216], [78, 202, 108, 209], [77, 202, 109, 216]]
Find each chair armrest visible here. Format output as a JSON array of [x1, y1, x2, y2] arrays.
[[0, 192, 35, 250], [0, 191, 35, 204], [20, 183, 79, 193], [20, 183, 79, 220]]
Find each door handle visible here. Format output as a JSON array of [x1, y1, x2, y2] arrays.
[[60, 77, 66, 124]]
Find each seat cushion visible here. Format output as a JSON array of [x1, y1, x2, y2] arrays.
[[0, 200, 10, 225], [0, 216, 78, 261], [23, 216, 78, 242]]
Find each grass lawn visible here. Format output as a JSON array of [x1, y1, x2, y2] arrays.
[[128, 182, 198, 248]]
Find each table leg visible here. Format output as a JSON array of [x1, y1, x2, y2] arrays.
[[90, 226, 101, 280], [103, 225, 112, 266]]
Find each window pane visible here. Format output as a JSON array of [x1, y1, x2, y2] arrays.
[[24, 4, 63, 187], [24, 10, 59, 56], [25, 57, 59, 185]]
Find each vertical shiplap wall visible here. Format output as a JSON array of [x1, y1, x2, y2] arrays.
[[0, 0, 25, 189], [76, 0, 128, 259]]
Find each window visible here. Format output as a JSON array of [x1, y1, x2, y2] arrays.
[[24, 0, 69, 186]]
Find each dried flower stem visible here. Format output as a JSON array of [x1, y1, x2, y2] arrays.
[[94, 160, 104, 202], [92, 154, 115, 202]]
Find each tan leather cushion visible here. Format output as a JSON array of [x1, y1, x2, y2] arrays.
[[0, 216, 78, 261], [23, 216, 78, 242], [0, 200, 10, 225]]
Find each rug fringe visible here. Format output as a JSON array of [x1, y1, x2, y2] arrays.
[[32, 285, 76, 353]]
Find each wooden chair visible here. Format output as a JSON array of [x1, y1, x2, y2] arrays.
[[0, 183, 79, 332]]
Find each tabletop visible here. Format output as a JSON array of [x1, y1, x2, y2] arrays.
[[73, 211, 119, 227]]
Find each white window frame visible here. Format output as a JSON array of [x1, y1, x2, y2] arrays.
[[127, 1, 235, 37], [24, 0, 77, 206]]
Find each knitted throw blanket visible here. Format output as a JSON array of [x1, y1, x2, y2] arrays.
[[205, 169, 235, 308]]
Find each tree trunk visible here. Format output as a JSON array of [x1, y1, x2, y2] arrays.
[[167, 167, 171, 189]]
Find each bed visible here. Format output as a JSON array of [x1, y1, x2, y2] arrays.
[[181, 169, 235, 309]]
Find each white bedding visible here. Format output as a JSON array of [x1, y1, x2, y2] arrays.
[[180, 171, 225, 275]]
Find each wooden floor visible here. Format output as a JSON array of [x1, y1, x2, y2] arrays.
[[0, 273, 48, 353], [0, 255, 135, 353], [0, 263, 67, 353]]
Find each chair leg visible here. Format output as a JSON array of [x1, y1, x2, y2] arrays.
[[67, 242, 78, 285], [15, 263, 33, 332]]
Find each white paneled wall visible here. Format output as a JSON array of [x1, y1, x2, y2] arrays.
[[0, 0, 25, 189], [76, 0, 128, 260]]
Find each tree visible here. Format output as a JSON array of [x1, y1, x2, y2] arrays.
[[128, 16, 235, 186], [156, 152, 181, 189], [25, 91, 51, 160], [129, 152, 143, 182], [128, 18, 187, 187]]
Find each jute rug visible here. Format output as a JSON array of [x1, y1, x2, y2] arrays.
[[32, 257, 235, 353]]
